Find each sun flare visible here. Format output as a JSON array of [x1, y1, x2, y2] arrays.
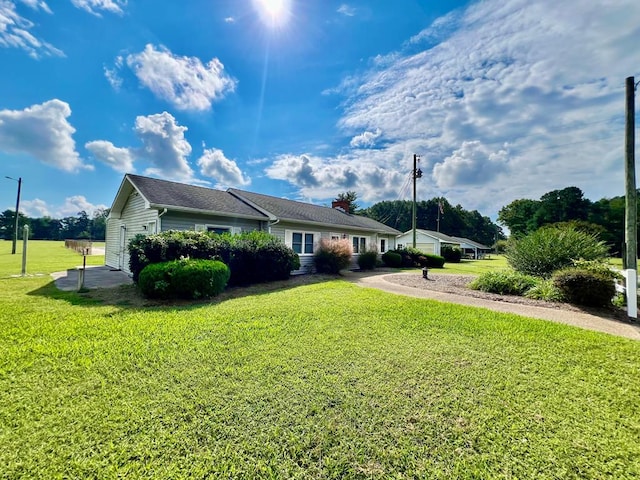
[[253, 0, 292, 28]]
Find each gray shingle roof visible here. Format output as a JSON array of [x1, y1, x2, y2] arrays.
[[229, 188, 401, 235], [449, 236, 492, 250], [126, 174, 268, 219], [406, 229, 461, 243], [123, 175, 400, 235]]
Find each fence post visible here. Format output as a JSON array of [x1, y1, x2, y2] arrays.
[[21, 225, 29, 276]]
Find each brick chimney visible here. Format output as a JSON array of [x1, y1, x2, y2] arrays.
[[331, 200, 350, 213]]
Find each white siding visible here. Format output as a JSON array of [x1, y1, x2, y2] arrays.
[[105, 192, 158, 274], [273, 221, 393, 274], [161, 213, 263, 233]]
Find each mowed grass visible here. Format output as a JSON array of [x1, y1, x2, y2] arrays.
[[439, 255, 509, 275], [1, 242, 640, 478]]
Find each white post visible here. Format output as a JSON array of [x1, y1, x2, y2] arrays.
[[626, 269, 637, 318], [21, 225, 28, 276]]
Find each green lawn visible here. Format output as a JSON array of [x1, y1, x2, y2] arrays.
[[439, 255, 509, 275], [1, 242, 639, 478]]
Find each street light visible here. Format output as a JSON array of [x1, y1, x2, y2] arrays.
[[5, 176, 22, 255]]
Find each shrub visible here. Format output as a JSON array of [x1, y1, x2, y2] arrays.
[[441, 245, 462, 263], [357, 248, 378, 270], [381, 251, 402, 268], [506, 225, 608, 278], [313, 238, 352, 274], [138, 259, 230, 299], [128, 230, 299, 286], [494, 239, 509, 254], [552, 268, 616, 307], [469, 270, 538, 296], [524, 278, 564, 302], [424, 253, 446, 268]]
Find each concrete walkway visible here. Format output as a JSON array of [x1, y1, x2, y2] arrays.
[[51, 265, 132, 291], [347, 272, 640, 341]]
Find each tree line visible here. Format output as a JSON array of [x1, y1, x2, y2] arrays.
[[497, 186, 626, 254], [352, 194, 503, 247], [0, 209, 109, 241]]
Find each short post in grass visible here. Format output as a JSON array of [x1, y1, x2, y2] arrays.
[[422, 266, 429, 279], [21, 225, 28, 276], [77, 248, 88, 291]]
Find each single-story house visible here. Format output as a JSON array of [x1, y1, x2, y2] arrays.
[[449, 236, 493, 259], [396, 229, 461, 256], [105, 174, 401, 275]]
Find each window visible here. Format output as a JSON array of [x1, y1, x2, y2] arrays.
[[380, 239, 386, 253], [208, 226, 230, 235], [352, 236, 367, 254], [290, 232, 315, 254], [195, 224, 240, 235]]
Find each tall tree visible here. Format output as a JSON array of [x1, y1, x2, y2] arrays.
[[497, 199, 541, 237], [334, 191, 360, 214]]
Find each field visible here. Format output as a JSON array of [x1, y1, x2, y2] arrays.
[[1, 241, 639, 478]]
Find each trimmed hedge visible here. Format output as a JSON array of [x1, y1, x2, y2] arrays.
[[128, 230, 300, 286], [441, 245, 462, 263], [552, 268, 616, 307], [357, 249, 378, 270], [313, 238, 352, 274], [381, 251, 402, 268], [138, 259, 230, 299]]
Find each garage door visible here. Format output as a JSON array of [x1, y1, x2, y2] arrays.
[[415, 243, 435, 254]]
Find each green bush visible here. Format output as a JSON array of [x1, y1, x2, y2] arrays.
[[494, 239, 509, 254], [381, 251, 402, 268], [357, 248, 378, 270], [441, 245, 462, 263], [128, 230, 299, 286], [313, 238, 352, 274], [138, 259, 230, 299], [424, 253, 446, 268], [469, 270, 538, 296], [506, 225, 608, 278], [552, 268, 616, 307], [524, 278, 564, 302]]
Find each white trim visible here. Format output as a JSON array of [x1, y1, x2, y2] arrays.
[[285, 229, 321, 256]]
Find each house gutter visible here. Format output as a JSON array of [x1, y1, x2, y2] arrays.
[[157, 208, 168, 232]]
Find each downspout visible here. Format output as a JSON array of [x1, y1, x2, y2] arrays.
[[157, 208, 168, 232], [267, 218, 280, 234]]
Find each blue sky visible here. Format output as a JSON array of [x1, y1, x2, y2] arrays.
[[1, 0, 639, 222]]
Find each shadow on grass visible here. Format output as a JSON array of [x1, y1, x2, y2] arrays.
[[27, 273, 346, 311]]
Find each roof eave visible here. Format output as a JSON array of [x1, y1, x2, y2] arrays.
[[149, 204, 269, 221]]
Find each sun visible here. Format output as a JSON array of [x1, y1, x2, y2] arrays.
[[252, 0, 292, 28]]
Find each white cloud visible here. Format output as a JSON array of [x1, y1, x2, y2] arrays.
[[133, 112, 194, 182], [126, 44, 236, 111], [104, 55, 123, 90], [197, 148, 250, 188], [85, 140, 135, 173], [70, 0, 125, 16], [308, 0, 640, 215], [337, 4, 356, 17], [265, 150, 408, 202], [0, 99, 91, 172], [20, 198, 50, 217], [19, 195, 107, 218], [0, 0, 63, 58], [350, 128, 381, 148], [224, 16, 235, 23], [58, 195, 108, 217], [432, 141, 509, 189]]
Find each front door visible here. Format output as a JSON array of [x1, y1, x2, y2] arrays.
[[118, 225, 127, 270]]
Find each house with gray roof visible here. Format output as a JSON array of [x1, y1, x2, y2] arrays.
[[106, 174, 401, 274], [396, 229, 461, 256], [449, 236, 492, 259]]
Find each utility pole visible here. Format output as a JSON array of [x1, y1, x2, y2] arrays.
[[624, 76, 638, 318], [5, 176, 22, 255], [412, 154, 422, 248]]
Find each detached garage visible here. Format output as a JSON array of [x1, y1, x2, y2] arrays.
[[396, 229, 461, 256]]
